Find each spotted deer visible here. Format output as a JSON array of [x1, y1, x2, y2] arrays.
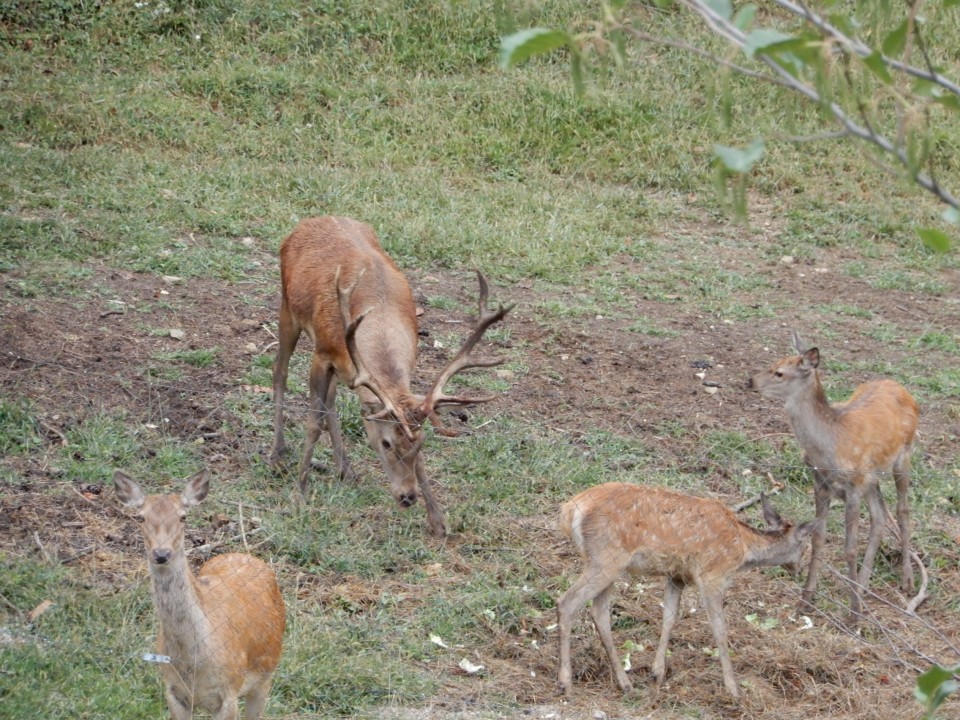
[[749, 332, 919, 618], [556, 482, 817, 699], [270, 216, 512, 536], [114, 470, 285, 720]]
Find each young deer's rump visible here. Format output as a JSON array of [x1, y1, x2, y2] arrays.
[[114, 470, 285, 720], [556, 482, 817, 699], [270, 216, 512, 536], [749, 332, 918, 618]]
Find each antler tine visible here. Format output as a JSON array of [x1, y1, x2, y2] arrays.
[[336, 265, 416, 441], [419, 271, 513, 426]]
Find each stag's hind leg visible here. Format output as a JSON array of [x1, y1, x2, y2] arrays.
[[270, 300, 301, 468], [298, 361, 344, 494]]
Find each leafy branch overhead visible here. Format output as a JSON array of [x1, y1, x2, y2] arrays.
[[499, 0, 959, 251]]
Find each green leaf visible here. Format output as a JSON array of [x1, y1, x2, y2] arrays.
[[713, 141, 765, 173], [944, 207, 960, 224], [915, 664, 960, 713], [704, 0, 733, 20], [744, 29, 794, 58], [863, 50, 893, 84], [733, 3, 757, 31], [917, 228, 952, 253], [935, 94, 960, 112], [945, 0, 960, 8], [882, 20, 909, 58], [498, 28, 571, 69]]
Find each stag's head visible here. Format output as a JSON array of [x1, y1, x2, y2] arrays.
[[340, 268, 512, 514]]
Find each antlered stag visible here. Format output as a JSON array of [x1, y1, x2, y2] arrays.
[[749, 332, 919, 618], [115, 470, 285, 720], [556, 482, 817, 699], [270, 216, 511, 536]]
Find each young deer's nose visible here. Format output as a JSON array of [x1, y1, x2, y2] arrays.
[[152, 549, 173, 565], [398, 493, 417, 508]]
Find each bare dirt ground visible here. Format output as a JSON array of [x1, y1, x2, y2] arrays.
[[2, 228, 959, 719]]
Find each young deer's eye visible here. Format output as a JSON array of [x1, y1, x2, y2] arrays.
[[381, 439, 392, 450], [774, 371, 784, 378]]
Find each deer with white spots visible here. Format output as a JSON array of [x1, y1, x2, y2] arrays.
[[115, 470, 285, 720], [269, 216, 512, 537], [556, 482, 818, 699], [748, 332, 919, 618]]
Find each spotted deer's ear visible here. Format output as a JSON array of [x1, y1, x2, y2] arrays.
[[760, 492, 786, 531], [182, 469, 211, 507], [114, 471, 145, 510]]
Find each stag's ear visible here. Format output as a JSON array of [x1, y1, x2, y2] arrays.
[[114, 471, 145, 510]]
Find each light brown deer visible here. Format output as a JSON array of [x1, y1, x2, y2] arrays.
[[114, 469, 285, 720], [556, 482, 817, 699], [749, 332, 919, 618], [270, 216, 511, 537]]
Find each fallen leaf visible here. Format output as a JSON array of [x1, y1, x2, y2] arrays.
[[458, 658, 485, 675], [241, 385, 272, 394], [28, 599, 54, 623]]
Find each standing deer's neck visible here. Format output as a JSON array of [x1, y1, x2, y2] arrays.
[[149, 553, 209, 659], [783, 372, 840, 468]]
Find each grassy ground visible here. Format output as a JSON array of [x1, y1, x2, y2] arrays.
[[1, 2, 959, 719]]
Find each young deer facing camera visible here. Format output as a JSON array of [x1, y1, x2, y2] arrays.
[[556, 482, 817, 699], [270, 216, 511, 537], [115, 470, 285, 720], [749, 333, 919, 618]]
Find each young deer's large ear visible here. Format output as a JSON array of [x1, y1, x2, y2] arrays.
[[182, 469, 211, 507], [761, 492, 786, 531], [795, 518, 822, 543], [792, 330, 810, 355], [800, 347, 820, 370], [114, 471, 145, 510]]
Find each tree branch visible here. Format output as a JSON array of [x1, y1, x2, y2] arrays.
[[681, 0, 959, 210]]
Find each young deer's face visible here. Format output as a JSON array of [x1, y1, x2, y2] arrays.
[[748, 348, 820, 402], [114, 470, 209, 567]]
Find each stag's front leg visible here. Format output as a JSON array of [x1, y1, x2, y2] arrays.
[[415, 455, 447, 537], [322, 379, 356, 483], [298, 362, 341, 495]]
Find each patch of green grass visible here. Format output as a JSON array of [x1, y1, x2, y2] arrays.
[[626, 316, 679, 337], [0, 399, 40, 457], [154, 348, 219, 368], [0, 555, 164, 719]]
